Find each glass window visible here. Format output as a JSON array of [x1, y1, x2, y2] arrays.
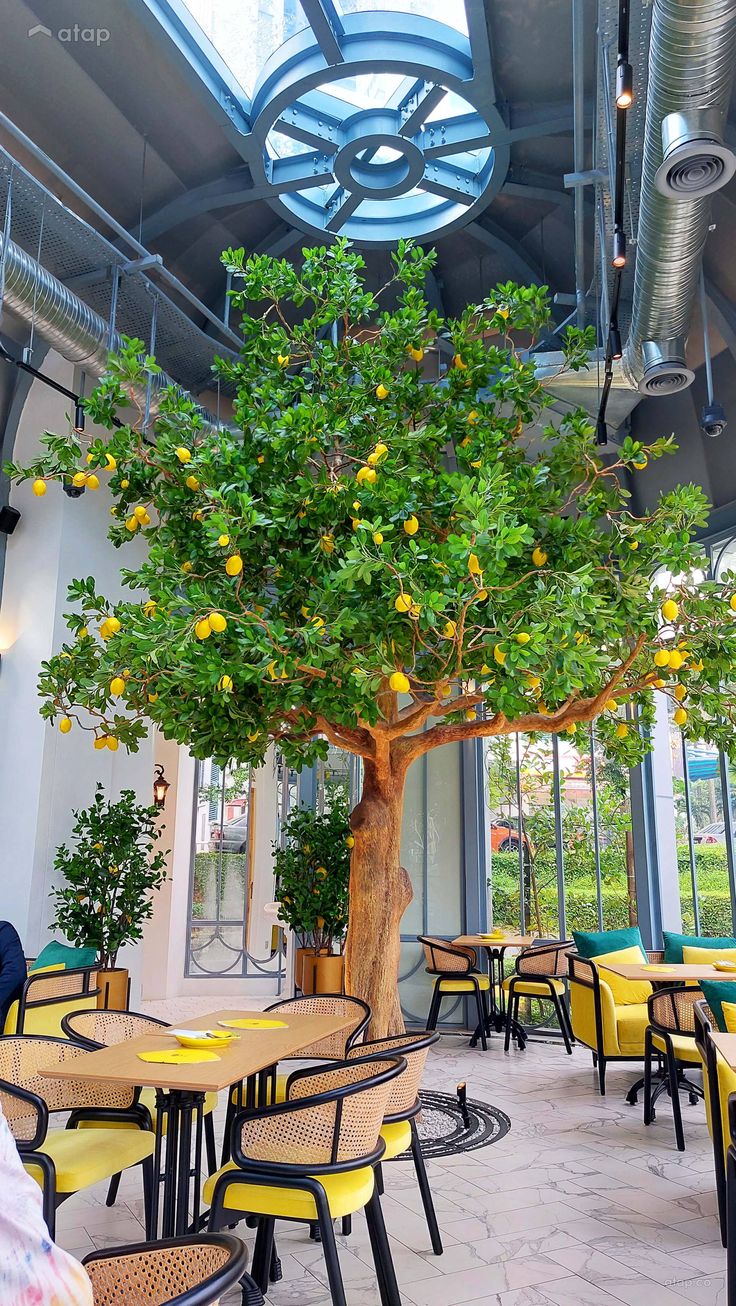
[[179, 0, 308, 95]]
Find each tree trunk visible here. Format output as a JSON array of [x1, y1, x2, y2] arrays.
[[344, 755, 413, 1038]]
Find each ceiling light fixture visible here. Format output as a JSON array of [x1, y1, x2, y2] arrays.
[[615, 60, 633, 109], [612, 228, 627, 268]]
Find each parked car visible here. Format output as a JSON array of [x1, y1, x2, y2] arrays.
[[693, 821, 726, 845], [210, 813, 249, 853], [490, 820, 533, 856]]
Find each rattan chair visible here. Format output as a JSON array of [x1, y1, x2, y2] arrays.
[[205, 1055, 406, 1306], [695, 998, 730, 1246], [347, 1030, 442, 1254], [503, 941, 575, 1053], [643, 985, 704, 1152], [221, 994, 370, 1164], [82, 1232, 261, 1306], [419, 936, 491, 1050], [61, 1008, 219, 1186], [0, 1034, 155, 1238], [4, 966, 98, 1036]]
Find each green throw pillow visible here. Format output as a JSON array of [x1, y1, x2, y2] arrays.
[[572, 926, 645, 959], [699, 979, 736, 1032], [30, 942, 97, 972], [663, 932, 736, 964]]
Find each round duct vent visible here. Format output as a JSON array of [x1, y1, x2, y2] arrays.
[[638, 361, 695, 396], [655, 110, 736, 199]]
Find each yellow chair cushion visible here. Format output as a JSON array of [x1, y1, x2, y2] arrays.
[[75, 1088, 218, 1133], [569, 978, 617, 1054], [615, 1002, 650, 1054], [231, 1076, 286, 1107], [721, 1002, 736, 1034], [651, 1031, 702, 1065], [596, 946, 652, 1006], [23, 1127, 155, 1194], [203, 1161, 375, 1220], [4, 994, 97, 1038], [438, 974, 490, 992], [502, 976, 565, 997], [380, 1120, 412, 1160], [716, 1050, 736, 1163], [684, 945, 736, 967]]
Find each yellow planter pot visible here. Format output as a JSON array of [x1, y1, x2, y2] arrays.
[[96, 968, 130, 1010], [314, 953, 344, 994]]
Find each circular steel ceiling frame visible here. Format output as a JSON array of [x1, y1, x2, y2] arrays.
[[248, 10, 509, 247]]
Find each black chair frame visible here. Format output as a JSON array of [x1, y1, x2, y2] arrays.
[[503, 941, 575, 1054], [695, 1000, 728, 1247], [209, 1057, 406, 1306], [419, 937, 491, 1052], [82, 1232, 262, 1306], [12, 966, 99, 1033], [643, 985, 703, 1153]]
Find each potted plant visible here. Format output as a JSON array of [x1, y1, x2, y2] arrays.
[[274, 801, 351, 994], [50, 783, 167, 1008]]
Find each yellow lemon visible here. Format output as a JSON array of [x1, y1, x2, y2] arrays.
[[668, 649, 684, 670], [85, 474, 100, 491], [277, 353, 290, 366], [217, 674, 233, 692], [32, 478, 47, 496], [532, 546, 547, 567], [175, 447, 191, 463], [629, 540, 639, 550], [729, 594, 736, 612], [443, 620, 457, 638], [408, 345, 424, 362], [356, 466, 377, 486], [653, 649, 670, 668], [192, 509, 204, 522], [516, 632, 531, 644], [209, 612, 227, 633], [674, 707, 688, 727], [394, 593, 413, 613], [105, 454, 116, 471], [109, 676, 125, 697], [565, 724, 577, 735], [674, 683, 687, 702], [185, 474, 200, 491], [468, 553, 482, 575], [133, 505, 147, 522], [59, 717, 72, 734], [605, 699, 618, 712], [409, 601, 422, 617], [465, 708, 477, 720], [72, 471, 86, 488], [195, 618, 212, 640], [352, 500, 361, 512], [257, 455, 265, 464], [315, 866, 327, 878], [225, 555, 243, 577], [403, 515, 419, 536], [107, 617, 121, 634], [654, 678, 666, 688], [218, 534, 230, 547], [460, 436, 471, 448], [121, 478, 130, 489], [661, 599, 679, 622], [526, 674, 541, 689], [615, 722, 629, 739], [476, 588, 488, 601], [86, 452, 94, 465], [389, 670, 410, 693], [78, 627, 88, 640], [373, 531, 384, 545], [497, 306, 510, 320], [93, 736, 107, 750], [633, 458, 648, 470], [345, 835, 355, 848], [467, 410, 479, 423], [106, 736, 119, 752], [375, 383, 389, 400], [181, 561, 193, 573], [452, 353, 467, 369], [493, 644, 506, 666], [125, 516, 139, 532], [148, 693, 158, 703], [144, 600, 157, 617]]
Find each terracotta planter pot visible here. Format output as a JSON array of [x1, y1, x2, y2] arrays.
[[300, 951, 319, 996], [96, 968, 130, 1010], [294, 946, 316, 993], [314, 953, 345, 994]]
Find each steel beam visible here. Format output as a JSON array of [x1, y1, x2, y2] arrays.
[[422, 159, 482, 204], [299, 0, 345, 65], [466, 218, 544, 285], [704, 279, 736, 360], [464, 0, 497, 110], [398, 82, 448, 137]]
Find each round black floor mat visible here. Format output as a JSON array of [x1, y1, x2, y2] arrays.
[[387, 1089, 511, 1160]]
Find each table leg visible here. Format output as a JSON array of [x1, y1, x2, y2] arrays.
[[175, 1097, 193, 1236]]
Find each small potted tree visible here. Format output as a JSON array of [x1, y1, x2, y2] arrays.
[[51, 783, 167, 1008], [274, 801, 351, 994]]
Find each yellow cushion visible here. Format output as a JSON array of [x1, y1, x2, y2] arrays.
[[502, 976, 565, 997], [721, 1002, 736, 1034], [683, 945, 736, 967], [716, 1049, 736, 1164], [615, 1002, 650, 1054], [75, 1088, 218, 1133], [569, 978, 618, 1054], [380, 1120, 412, 1160], [4, 994, 97, 1038], [27, 964, 65, 976], [596, 946, 652, 1006], [23, 1127, 155, 1194], [438, 974, 490, 992], [231, 1076, 286, 1107], [203, 1161, 374, 1220], [651, 1031, 702, 1065]]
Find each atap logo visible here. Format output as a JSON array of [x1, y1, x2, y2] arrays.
[[28, 23, 110, 45]]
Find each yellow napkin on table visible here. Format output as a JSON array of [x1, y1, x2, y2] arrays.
[[138, 1049, 221, 1064]]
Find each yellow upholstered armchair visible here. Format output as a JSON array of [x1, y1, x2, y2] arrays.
[[568, 949, 664, 1095], [4, 966, 98, 1037], [695, 999, 732, 1247]]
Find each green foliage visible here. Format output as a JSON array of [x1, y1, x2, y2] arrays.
[[273, 802, 351, 951], [50, 784, 167, 968], [8, 237, 736, 772]]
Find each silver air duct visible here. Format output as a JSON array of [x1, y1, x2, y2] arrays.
[[0, 232, 216, 423], [623, 0, 736, 394]]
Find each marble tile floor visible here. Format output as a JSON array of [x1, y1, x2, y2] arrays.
[[54, 1009, 728, 1306]]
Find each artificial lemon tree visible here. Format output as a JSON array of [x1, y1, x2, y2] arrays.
[[9, 238, 736, 1035]]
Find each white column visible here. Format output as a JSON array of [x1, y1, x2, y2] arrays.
[[650, 691, 682, 931]]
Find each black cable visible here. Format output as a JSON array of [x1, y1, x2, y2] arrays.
[[0, 342, 122, 427]]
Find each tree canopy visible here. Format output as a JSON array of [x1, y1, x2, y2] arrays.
[[8, 237, 736, 771]]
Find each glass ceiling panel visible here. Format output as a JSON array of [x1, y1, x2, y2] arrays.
[[179, 0, 308, 96]]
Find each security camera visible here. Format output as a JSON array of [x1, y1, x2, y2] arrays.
[[700, 401, 727, 438]]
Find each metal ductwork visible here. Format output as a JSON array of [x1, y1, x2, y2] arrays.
[[623, 0, 736, 394], [0, 232, 215, 423]]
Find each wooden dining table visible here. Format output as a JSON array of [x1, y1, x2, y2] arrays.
[[600, 960, 736, 983], [41, 1007, 355, 1242], [453, 934, 536, 1047]]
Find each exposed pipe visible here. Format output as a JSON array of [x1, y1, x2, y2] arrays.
[[0, 231, 216, 424], [623, 0, 736, 391], [571, 0, 587, 327]]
